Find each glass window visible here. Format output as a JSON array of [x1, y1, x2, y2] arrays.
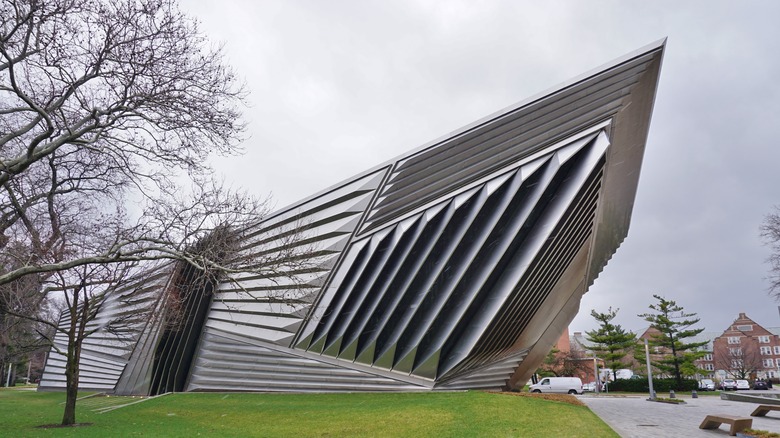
[[729, 348, 742, 356], [736, 325, 753, 331], [774, 346, 780, 355], [761, 346, 772, 355], [759, 336, 771, 343], [728, 337, 741, 344], [764, 359, 775, 367], [776, 358, 780, 367], [705, 364, 714, 371], [704, 353, 713, 361]]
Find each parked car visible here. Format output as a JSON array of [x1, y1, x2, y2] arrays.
[[719, 379, 737, 390], [529, 377, 583, 394], [582, 381, 597, 392], [698, 379, 715, 391], [753, 380, 769, 390], [736, 379, 750, 390]]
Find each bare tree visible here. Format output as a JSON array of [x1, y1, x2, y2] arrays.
[[0, 0, 252, 282], [761, 206, 780, 297], [1, 0, 313, 426], [535, 345, 593, 379], [713, 342, 762, 380], [0, 240, 55, 386], [0, 285, 48, 386], [560, 348, 594, 379]]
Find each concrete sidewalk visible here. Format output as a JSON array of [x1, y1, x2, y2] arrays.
[[580, 394, 780, 437]]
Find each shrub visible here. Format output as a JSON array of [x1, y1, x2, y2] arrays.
[[742, 428, 780, 438], [607, 378, 697, 392], [652, 397, 685, 404]]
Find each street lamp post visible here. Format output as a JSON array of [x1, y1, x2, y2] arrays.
[[645, 338, 656, 400]]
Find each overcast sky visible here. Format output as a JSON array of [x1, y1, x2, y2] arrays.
[[178, 0, 780, 336]]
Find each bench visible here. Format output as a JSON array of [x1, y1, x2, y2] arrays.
[[751, 404, 780, 417], [699, 414, 752, 436]]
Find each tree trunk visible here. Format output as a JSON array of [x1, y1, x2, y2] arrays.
[[62, 338, 80, 426], [668, 332, 682, 388], [62, 289, 86, 427]]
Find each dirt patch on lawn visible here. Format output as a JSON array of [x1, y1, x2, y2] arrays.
[[36, 423, 93, 429], [493, 391, 585, 406]]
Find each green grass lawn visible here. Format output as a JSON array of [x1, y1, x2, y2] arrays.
[[0, 389, 617, 437]]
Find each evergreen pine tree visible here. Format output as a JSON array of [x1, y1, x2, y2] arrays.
[[638, 295, 707, 388], [585, 307, 636, 380]]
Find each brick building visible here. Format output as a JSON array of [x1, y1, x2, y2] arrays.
[[710, 313, 780, 380]]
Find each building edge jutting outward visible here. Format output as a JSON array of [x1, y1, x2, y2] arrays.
[[38, 39, 666, 394]]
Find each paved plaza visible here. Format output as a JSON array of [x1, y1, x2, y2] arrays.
[[580, 393, 780, 437]]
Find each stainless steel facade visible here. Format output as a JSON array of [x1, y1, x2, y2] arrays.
[[40, 40, 665, 394]]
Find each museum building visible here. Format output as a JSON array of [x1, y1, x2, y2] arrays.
[[39, 40, 666, 394]]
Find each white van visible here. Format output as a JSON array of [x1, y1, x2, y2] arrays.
[[529, 377, 583, 395]]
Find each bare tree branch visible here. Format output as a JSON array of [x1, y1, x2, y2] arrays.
[[761, 206, 780, 297], [0, 0, 314, 426]]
